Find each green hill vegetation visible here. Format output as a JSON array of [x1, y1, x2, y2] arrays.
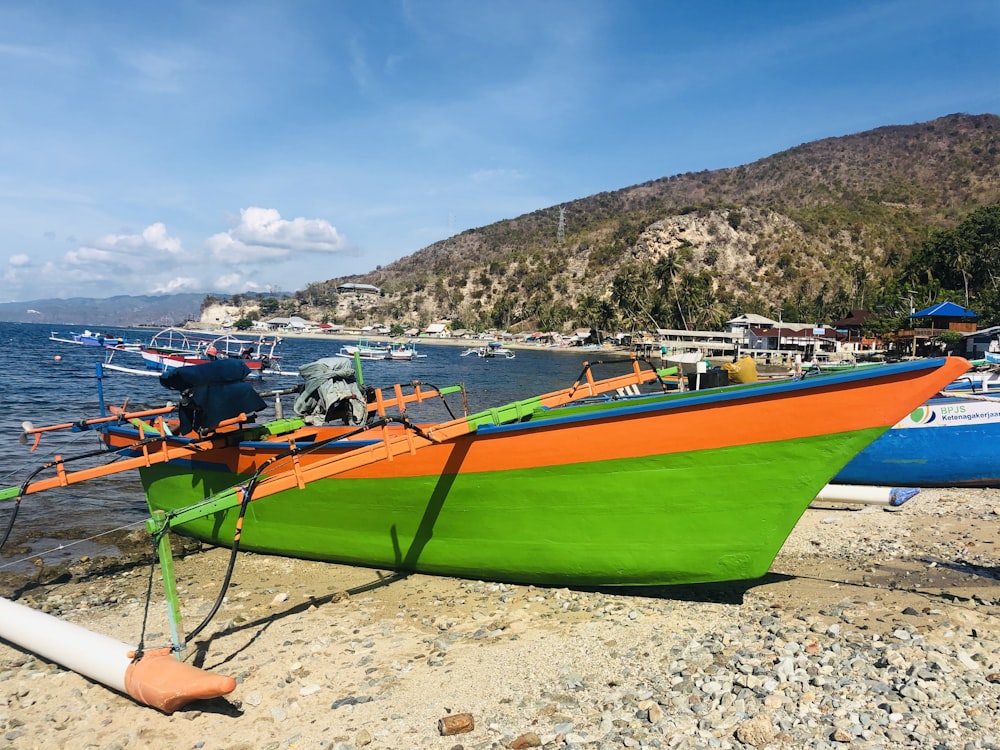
[[226, 113, 1000, 333]]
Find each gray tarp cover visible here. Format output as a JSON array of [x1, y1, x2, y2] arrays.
[[293, 357, 367, 424]]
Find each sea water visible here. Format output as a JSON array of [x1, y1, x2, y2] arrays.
[[0, 321, 622, 569]]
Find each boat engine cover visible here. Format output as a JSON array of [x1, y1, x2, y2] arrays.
[[293, 357, 367, 425], [160, 360, 267, 434]]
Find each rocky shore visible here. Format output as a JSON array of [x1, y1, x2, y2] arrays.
[[1, 488, 997, 749]]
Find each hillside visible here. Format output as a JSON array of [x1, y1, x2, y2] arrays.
[[297, 112, 1000, 332]]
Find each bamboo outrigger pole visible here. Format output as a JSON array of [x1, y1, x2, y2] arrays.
[[2, 374, 474, 503]]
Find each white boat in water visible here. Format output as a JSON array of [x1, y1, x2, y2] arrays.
[[385, 341, 424, 360], [336, 337, 392, 360], [461, 342, 515, 359], [337, 338, 425, 361], [50, 329, 141, 351], [104, 327, 286, 379]]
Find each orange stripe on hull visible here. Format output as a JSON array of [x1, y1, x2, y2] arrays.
[[224, 358, 968, 481]]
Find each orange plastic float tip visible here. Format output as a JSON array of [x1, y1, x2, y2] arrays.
[[123, 648, 237, 714]]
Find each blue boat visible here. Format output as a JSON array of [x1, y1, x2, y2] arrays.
[[834, 391, 1000, 487], [49, 329, 140, 350]]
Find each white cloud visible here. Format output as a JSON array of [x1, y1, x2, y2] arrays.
[[30, 222, 199, 298], [212, 273, 264, 293], [69, 222, 188, 271], [8, 211, 347, 299], [207, 207, 348, 264], [150, 276, 200, 294], [65, 246, 116, 264]]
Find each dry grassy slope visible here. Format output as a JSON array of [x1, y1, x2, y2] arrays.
[[307, 113, 1000, 329]]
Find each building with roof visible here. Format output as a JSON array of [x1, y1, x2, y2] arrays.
[[336, 283, 381, 295]]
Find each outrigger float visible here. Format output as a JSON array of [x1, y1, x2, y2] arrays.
[[0, 354, 971, 710]]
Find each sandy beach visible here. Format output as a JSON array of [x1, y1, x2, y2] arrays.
[[1, 488, 998, 749]]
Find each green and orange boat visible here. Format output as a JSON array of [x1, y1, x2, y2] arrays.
[[6, 355, 969, 588], [0, 353, 973, 712]]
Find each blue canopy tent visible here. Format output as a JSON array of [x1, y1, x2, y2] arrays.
[[906, 301, 977, 357], [909, 301, 978, 319]]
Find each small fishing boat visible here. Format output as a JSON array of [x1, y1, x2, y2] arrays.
[[115, 327, 284, 379], [0, 355, 970, 711], [461, 341, 515, 359], [49, 329, 140, 350], [6, 355, 969, 588], [335, 337, 392, 360], [385, 340, 424, 360]]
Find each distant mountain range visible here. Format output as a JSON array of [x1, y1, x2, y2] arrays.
[[0, 294, 205, 326]]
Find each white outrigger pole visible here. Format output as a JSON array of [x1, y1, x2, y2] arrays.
[[0, 596, 235, 714]]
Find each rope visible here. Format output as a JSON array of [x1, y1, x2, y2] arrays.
[[132, 533, 161, 661], [1, 430, 170, 554], [407, 381, 458, 420], [178, 416, 395, 645], [938, 389, 1000, 402], [0, 518, 148, 571], [182, 483, 252, 645]]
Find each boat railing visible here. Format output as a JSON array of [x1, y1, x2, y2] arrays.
[[7, 357, 675, 507]]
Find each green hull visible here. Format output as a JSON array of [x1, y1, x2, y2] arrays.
[[139, 428, 882, 586]]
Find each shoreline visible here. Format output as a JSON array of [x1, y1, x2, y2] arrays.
[[1, 488, 997, 748], [261, 328, 632, 355]]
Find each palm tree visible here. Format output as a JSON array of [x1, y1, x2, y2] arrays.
[[653, 252, 688, 330], [575, 294, 602, 343], [597, 300, 616, 336], [952, 247, 972, 308], [611, 266, 657, 333]]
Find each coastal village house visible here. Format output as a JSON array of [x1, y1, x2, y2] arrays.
[[336, 283, 381, 295], [422, 322, 449, 337], [653, 314, 857, 363], [830, 309, 874, 348], [260, 316, 318, 332], [964, 324, 1000, 358]]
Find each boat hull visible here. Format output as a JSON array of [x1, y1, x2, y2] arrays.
[[140, 350, 265, 378], [50, 331, 128, 349], [130, 328, 281, 379], [137, 429, 882, 586], [835, 394, 1000, 487], [114, 357, 969, 586]]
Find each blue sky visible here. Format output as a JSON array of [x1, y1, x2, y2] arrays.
[[2, 1, 998, 303]]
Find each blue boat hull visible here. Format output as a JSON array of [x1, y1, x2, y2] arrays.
[[835, 394, 1000, 487]]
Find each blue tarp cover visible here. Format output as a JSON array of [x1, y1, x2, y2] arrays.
[[160, 359, 267, 433]]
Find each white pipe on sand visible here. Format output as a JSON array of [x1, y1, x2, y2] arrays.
[[0, 597, 235, 713], [813, 484, 919, 507]]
